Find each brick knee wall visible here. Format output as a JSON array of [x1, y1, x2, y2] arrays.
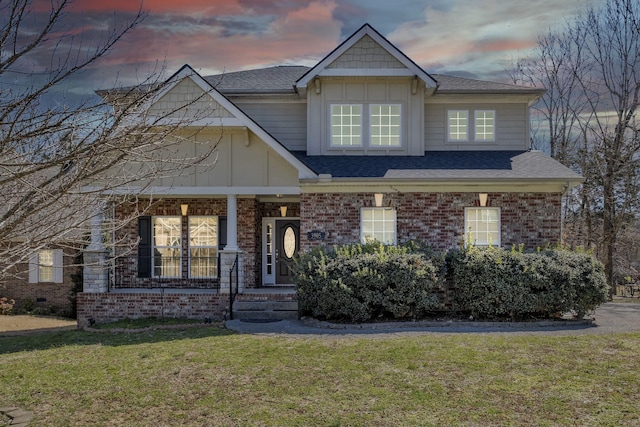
[[77, 292, 228, 327]]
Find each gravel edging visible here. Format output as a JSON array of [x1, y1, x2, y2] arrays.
[[300, 317, 594, 330]]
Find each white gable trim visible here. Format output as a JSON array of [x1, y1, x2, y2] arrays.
[[138, 65, 317, 180], [295, 24, 437, 90]]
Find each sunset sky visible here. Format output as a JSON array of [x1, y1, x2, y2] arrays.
[[15, 0, 604, 100]]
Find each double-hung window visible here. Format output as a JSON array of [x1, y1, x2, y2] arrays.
[[465, 207, 500, 247], [331, 105, 362, 146], [28, 249, 63, 283], [448, 110, 468, 141], [153, 217, 181, 277], [447, 110, 495, 142], [474, 110, 495, 141], [370, 104, 401, 147], [189, 216, 218, 278], [361, 208, 397, 245]]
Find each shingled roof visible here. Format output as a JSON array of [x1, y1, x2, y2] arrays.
[[205, 66, 310, 94], [293, 151, 583, 181], [203, 66, 542, 96]]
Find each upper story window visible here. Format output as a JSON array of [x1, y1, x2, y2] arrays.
[[370, 104, 401, 147], [331, 104, 402, 148], [361, 207, 397, 245], [153, 216, 182, 278], [331, 105, 362, 147], [465, 207, 500, 247], [448, 110, 495, 142], [448, 110, 468, 141], [189, 216, 218, 278], [28, 249, 63, 283], [474, 110, 495, 141]]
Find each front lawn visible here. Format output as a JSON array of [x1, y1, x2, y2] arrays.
[[1, 327, 639, 426]]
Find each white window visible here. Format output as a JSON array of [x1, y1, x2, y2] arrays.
[[474, 110, 495, 141], [28, 249, 63, 283], [448, 110, 468, 141], [361, 208, 397, 245], [465, 208, 500, 247], [189, 216, 218, 278], [370, 104, 401, 147], [331, 104, 362, 146], [153, 216, 182, 277]]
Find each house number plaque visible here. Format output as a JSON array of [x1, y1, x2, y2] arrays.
[[307, 230, 326, 241]]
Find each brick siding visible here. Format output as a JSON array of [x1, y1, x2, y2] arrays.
[[2, 249, 78, 314], [300, 192, 562, 251]]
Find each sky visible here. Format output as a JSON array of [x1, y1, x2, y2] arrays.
[[8, 0, 604, 102]]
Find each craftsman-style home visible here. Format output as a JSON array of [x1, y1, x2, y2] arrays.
[[78, 24, 582, 325]]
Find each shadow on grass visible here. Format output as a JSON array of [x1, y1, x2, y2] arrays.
[[0, 325, 237, 355]]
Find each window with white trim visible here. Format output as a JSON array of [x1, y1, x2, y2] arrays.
[[474, 110, 495, 141], [331, 104, 362, 146], [29, 249, 63, 283], [448, 110, 468, 141], [189, 216, 218, 278], [153, 216, 181, 277], [361, 208, 397, 245], [448, 109, 496, 142], [465, 207, 500, 247], [370, 104, 401, 147]]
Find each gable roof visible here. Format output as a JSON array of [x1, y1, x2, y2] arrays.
[[295, 23, 438, 90], [135, 64, 317, 179], [293, 151, 583, 182]]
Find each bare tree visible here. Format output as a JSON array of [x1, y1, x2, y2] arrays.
[[0, 0, 219, 282], [516, 0, 640, 293]]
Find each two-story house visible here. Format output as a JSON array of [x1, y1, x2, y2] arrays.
[[78, 24, 583, 325]]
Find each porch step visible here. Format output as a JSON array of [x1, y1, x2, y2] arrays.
[[232, 300, 299, 321]]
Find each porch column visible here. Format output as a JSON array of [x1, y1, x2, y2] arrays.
[[219, 194, 243, 293], [83, 203, 108, 293], [225, 194, 239, 251]]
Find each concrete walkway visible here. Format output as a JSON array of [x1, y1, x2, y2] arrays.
[[225, 301, 640, 337]]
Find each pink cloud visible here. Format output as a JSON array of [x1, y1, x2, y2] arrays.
[[94, 0, 342, 75], [68, 0, 245, 15]]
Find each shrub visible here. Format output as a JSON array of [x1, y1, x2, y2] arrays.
[[295, 242, 442, 322], [449, 246, 608, 320], [0, 297, 15, 315]]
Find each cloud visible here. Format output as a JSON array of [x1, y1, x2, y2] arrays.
[[386, 0, 600, 80]]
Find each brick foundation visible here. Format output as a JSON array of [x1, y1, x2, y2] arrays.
[[77, 291, 298, 327]]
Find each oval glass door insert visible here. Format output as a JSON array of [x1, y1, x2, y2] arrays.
[[283, 226, 296, 259]]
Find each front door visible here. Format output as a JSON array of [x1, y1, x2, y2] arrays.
[[275, 219, 299, 285]]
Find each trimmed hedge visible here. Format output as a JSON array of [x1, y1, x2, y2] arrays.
[[449, 246, 608, 320], [295, 242, 608, 322], [295, 242, 441, 322]]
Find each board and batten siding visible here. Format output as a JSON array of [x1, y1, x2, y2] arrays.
[[234, 101, 307, 151], [424, 103, 530, 151]]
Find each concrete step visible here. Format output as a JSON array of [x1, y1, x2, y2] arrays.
[[233, 300, 298, 311], [232, 299, 299, 321], [231, 309, 299, 321]]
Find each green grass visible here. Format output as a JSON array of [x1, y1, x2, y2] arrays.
[[90, 317, 205, 329], [1, 327, 640, 426]]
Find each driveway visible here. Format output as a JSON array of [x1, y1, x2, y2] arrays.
[[225, 302, 640, 337]]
